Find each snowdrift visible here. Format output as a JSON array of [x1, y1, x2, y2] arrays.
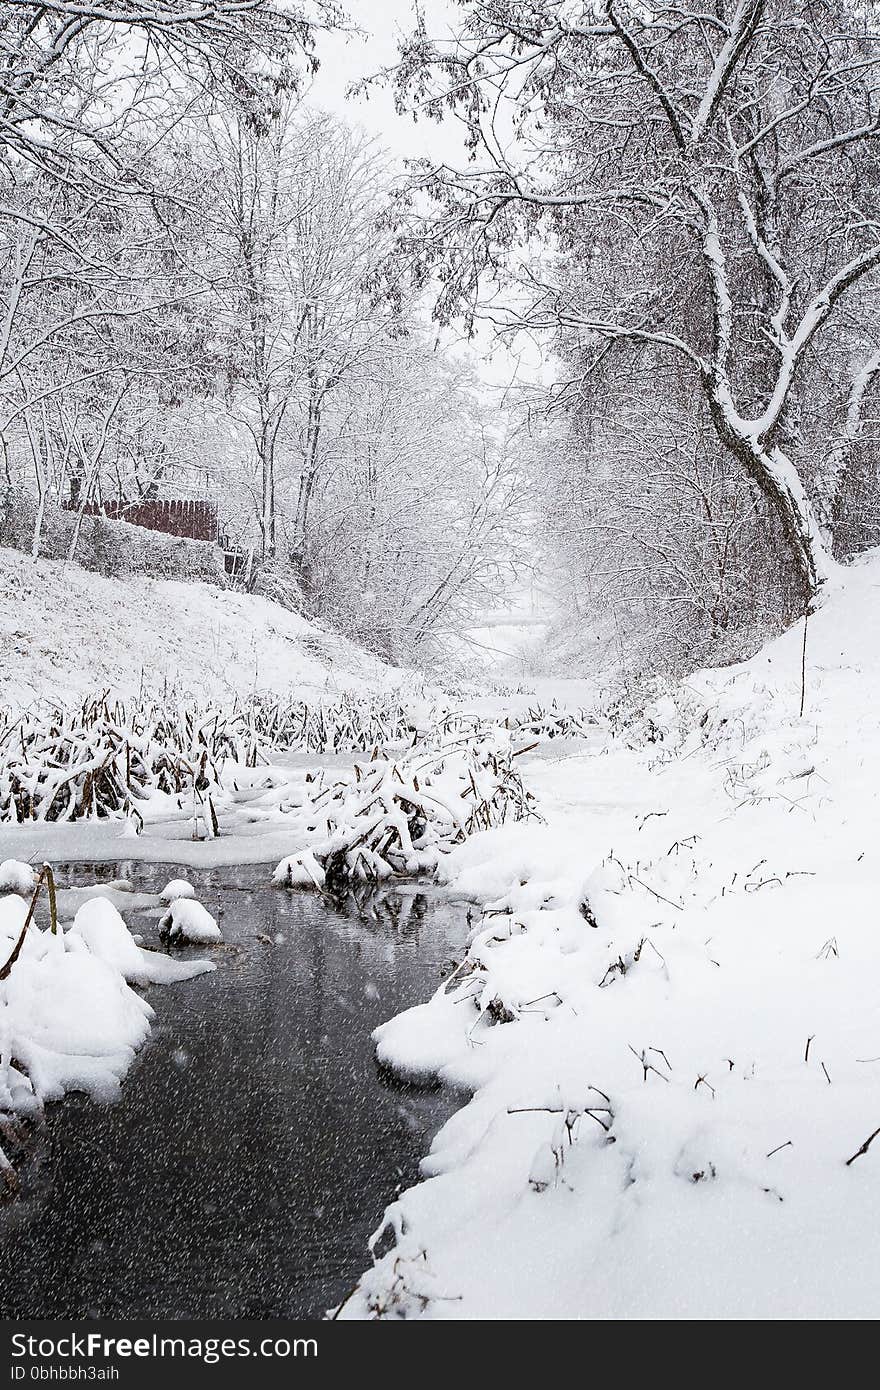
[[340, 553, 880, 1320]]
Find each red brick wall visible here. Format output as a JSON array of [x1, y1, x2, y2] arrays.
[[69, 499, 218, 543]]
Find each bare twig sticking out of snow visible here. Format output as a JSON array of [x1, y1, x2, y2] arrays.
[[629, 1045, 671, 1084], [845, 1126, 880, 1167], [766, 1141, 793, 1159], [0, 862, 57, 981]]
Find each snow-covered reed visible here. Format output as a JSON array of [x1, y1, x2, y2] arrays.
[[235, 691, 421, 759], [0, 697, 223, 823], [0, 690, 429, 823], [507, 704, 597, 740], [274, 729, 538, 890]]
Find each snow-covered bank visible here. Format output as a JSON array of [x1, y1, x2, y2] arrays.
[[0, 546, 394, 707], [340, 553, 880, 1320], [0, 882, 215, 1169]]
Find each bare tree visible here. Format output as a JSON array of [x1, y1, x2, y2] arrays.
[[0, 154, 216, 553], [385, 0, 880, 601], [0, 0, 341, 549], [0, 1, 333, 181], [204, 105, 394, 562], [299, 334, 525, 662]]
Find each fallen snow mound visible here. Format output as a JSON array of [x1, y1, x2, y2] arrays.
[[0, 891, 213, 1151], [71, 897, 215, 985], [0, 859, 35, 895], [160, 878, 196, 903], [159, 898, 222, 945]]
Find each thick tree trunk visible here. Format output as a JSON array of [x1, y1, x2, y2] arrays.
[[705, 389, 830, 602]]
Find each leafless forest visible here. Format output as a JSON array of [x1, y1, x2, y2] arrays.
[[2, 1, 879, 677]]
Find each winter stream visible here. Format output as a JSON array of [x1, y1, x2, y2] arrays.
[[0, 862, 465, 1319]]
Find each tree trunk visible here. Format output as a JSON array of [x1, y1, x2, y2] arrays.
[[705, 388, 830, 602], [293, 381, 322, 553], [259, 419, 276, 562], [814, 348, 880, 546]]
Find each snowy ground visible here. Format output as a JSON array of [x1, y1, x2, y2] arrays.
[[339, 552, 880, 1320], [0, 546, 394, 706], [0, 759, 327, 870], [4, 549, 879, 1318]]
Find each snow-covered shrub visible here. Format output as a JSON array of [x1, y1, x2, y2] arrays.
[[0, 491, 224, 585], [0, 874, 215, 1183], [248, 559, 308, 614], [272, 850, 326, 889]]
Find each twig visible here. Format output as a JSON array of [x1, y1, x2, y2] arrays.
[[845, 1125, 880, 1166], [766, 1140, 793, 1158], [43, 862, 58, 935], [627, 873, 683, 910], [0, 865, 51, 980], [629, 1044, 669, 1082]]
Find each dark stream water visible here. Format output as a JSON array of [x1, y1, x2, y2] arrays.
[[0, 862, 466, 1319]]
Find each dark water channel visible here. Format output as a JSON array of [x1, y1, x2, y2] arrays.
[[0, 862, 466, 1319]]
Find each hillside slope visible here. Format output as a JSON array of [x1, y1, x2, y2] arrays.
[[0, 547, 394, 707]]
